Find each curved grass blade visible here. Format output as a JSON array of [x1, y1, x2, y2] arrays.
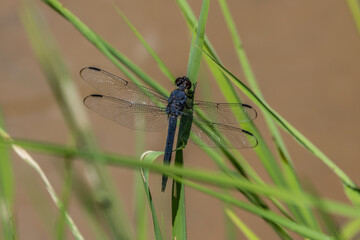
[[0, 130, 84, 240], [346, 0, 360, 35], [176, 2, 292, 238], [218, 0, 319, 230], [54, 160, 73, 240], [202, 50, 360, 206], [113, 6, 175, 82], [134, 129, 148, 240], [0, 109, 16, 240], [176, 0, 285, 190], [140, 151, 164, 240], [340, 219, 360, 239], [224, 205, 237, 240], [3, 138, 360, 220], [21, 4, 134, 238], [225, 208, 260, 240], [42, 0, 169, 98], [172, 1, 209, 239], [173, 176, 333, 240]]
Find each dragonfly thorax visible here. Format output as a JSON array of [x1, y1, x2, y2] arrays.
[[165, 76, 192, 117], [166, 90, 187, 117]]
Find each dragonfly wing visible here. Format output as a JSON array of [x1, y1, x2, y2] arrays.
[[84, 94, 168, 131], [193, 100, 257, 124], [80, 67, 168, 106], [189, 116, 258, 149]]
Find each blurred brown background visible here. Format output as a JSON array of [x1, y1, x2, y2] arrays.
[[1, 0, 360, 239]]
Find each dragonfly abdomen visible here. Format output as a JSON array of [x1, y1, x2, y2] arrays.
[[161, 116, 177, 192]]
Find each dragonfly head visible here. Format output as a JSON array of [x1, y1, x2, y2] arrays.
[[175, 76, 191, 91]]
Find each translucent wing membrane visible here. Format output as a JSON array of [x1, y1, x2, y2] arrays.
[[193, 100, 257, 124], [189, 116, 258, 149], [80, 67, 168, 106], [84, 94, 168, 131]]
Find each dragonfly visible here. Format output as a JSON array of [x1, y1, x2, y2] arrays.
[[80, 67, 258, 191]]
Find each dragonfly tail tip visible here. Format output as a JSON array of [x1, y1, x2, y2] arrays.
[[161, 175, 168, 192]]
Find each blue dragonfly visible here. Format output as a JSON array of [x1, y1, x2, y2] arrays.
[[80, 67, 258, 191]]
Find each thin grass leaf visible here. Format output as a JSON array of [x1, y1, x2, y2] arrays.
[[70, 172, 110, 240], [225, 208, 260, 240], [134, 131, 148, 240], [224, 205, 237, 240], [173, 176, 333, 240], [2, 130, 333, 240], [176, 3, 292, 238], [346, 0, 360, 35], [3, 138, 360, 220], [42, 0, 168, 98], [202, 50, 360, 206], [171, 1, 209, 239], [340, 219, 360, 240], [176, 0, 285, 191], [55, 160, 73, 240], [218, 0, 319, 231], [307, 186, 342, 240], [113, 6, 175, 82], [140, 151, 164, 240], [0, 129, 84, 240], [2, 131, 346, 239], [0, 109, 16, 240], [20, 4, 134, 239]]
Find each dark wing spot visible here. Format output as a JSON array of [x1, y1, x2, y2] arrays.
[[91, 94, 103, 97], [88, 67, 101, 71], [242, 104, 252, 108], [242, 129, 253, 136]]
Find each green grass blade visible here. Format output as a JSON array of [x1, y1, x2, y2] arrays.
[[0, 130, 84, 240], [55, 160, 73, 240], [42, 0, 168, 97], [218, 0, 319, 230], [2, 128, 336, 240], [140, 151, 164, 240], [174, 177, 333, 240], [176, 2, 292, 238], [202, 50, 360, 205], [185, 0, 208, 82], [176, 0, 287, 195], [176, 0, 284, 186], [346, 0, 360, 35], [171, 149, 187, 239], [224, 205, 237, 240], [70, 173, 110, 240], [0, 109, 17, 240], [113, 6, 175, 82], [340, 219, 360, 239], [21, 4, 134, 239], [225, 208, 260, 240], [134, 131, 148, 240], [172, 1, 209, 239], [3, 138, 360, 220]]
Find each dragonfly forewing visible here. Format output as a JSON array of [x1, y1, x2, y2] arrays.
[[80, 67, 168, 107], [84, 94, 169, 131]]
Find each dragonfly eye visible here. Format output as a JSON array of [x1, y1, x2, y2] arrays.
[[175, 76, 191, 89]]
